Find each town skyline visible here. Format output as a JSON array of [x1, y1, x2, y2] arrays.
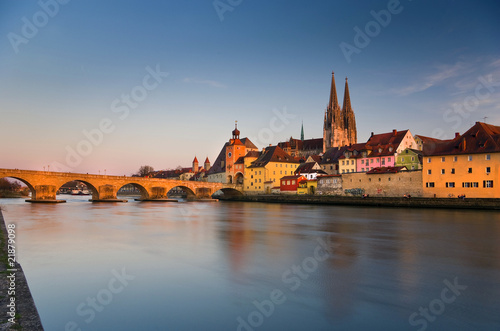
[[1, 1, 499, 175]]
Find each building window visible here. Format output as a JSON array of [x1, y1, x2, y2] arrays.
[[370, 159, 373, 164], [388, 157, 391, 162], [292, 180, 295, 185], [411, 166, 415, 170], [484, 180, 494, 188], [486, 154, 491, 160], [428, 170, 431, 175], [486, 167, 491, 174], [287, 180, 290, 185], [473, 182, 479, 188], [441, 169, 445, 174], [451, 168, 455, 174], [411, 157, 415, 161], [378, 178, 381, 182], [342, 170, 345, 174], [426, 182, 435, 188], [453, 156, 457, 162], [330, 166, 333, 170], [401, 157, 405, 162], [342, 161, 345, 165], [468, 168, 472, 173], [362, 168, 364, 172], [468, 156, 472, 161], [361, 160, 365, 164], [446, 182, 455, 188], [388, 177, 391, 181], [382, 159, 385, 165], [280, 171, 282, 175], [351, 160, 354, 165], [427, 158, 431, 163], [441, 157, 445, 162]]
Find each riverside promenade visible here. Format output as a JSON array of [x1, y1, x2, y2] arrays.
[[0, 208, 44, 330], [219, 195, 500, 210]]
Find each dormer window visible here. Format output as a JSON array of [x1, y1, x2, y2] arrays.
[[389, 147, 393, 152], [378, 148, 382, 153]]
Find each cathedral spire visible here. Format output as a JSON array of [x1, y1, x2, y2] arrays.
[[342, 77, 352, 113], [328, 71, 340, 112], [342, 77, 357, 144]]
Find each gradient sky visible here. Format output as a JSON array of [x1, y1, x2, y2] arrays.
[[1, 0, 499, 175]]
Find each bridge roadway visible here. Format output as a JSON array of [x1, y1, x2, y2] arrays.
[[0, 168, 241, 202]]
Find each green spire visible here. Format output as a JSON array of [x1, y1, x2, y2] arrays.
[[301, 121, 304, 141]]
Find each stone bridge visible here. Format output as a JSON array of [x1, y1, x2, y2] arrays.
[[0, 169, 242, 202]]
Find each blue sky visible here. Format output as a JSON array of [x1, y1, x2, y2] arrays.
[[1, 0, 499, 175]]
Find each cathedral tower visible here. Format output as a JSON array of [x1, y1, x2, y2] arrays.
[[323, 72, 357, 152]]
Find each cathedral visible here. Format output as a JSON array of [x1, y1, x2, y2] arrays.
[[323, 72, 357, 152]]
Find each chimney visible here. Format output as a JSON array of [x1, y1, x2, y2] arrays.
[[371, 132, 374, 137], [455, 132, 460, 138], [392, 129, 397, 136]]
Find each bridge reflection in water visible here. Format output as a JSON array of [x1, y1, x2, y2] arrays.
[[0, 168, 243, 203]]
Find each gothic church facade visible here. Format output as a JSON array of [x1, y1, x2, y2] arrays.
[[323, 72, 357, 152]]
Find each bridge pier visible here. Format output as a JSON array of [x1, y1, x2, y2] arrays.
[[25, 185, 66, 203]]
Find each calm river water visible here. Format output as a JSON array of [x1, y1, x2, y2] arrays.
[[1, 196, 499, 330]]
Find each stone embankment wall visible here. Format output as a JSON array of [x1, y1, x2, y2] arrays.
[[0, 209, 44, 330], [342, 170, 423, 197], [219, 195, 500, 210]]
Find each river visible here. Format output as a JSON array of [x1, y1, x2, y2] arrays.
[[1, 196, 499, 330]]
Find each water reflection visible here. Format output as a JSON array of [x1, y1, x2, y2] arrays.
[[1, 198, 499, 330]]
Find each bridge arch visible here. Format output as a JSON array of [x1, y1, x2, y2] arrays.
[[55, 179, 99, 200], [0, 176, 35, 199], [167, 186, 196, 200], [215, 188, 244, 198], [117, 183, 149, 199]]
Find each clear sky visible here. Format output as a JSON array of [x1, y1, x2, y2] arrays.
[[1, 0, 499, 175]]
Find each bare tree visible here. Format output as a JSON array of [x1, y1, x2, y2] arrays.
[[137, 165, 155, 177]]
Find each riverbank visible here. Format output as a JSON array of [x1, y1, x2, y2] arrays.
[[0, 208, 44, 330], [219, 194, 500, 210]]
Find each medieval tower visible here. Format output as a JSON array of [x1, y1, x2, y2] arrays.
[[323, 72, 357, 152]]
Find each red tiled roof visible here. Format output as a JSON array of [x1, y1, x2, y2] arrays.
[[424, 122, 500, 156], [248, 146, 299, 168], [366, 130, 409, 148], [280, 175, 306, 181], [366, 166, 407, 174]]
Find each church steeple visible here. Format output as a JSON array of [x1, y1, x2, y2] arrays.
[[301, 121, 304, 141], [342, 77, 357, 145], [329, 72, 340, 112], [232, 120, 240, 140], [342, 77, 352, 113]]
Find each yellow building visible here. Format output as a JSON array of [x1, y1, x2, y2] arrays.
[[338, 143, 365, 174], [245, 146, 300, 194], [423, 122, 500, 198], [297, 179, 317, 195]]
